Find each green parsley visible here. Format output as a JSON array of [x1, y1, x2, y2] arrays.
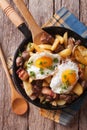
[[61, 83, 68, 90], [69, 70, 75, 75], [39, 61, 43, 65], [63, 75, 67, 79], [28, 42, 32, 48], [81, 64, 85, 69], [48, 66, 55, 70], [18, 50, 22, 57], [53, 58, 58, 63], [30, 71, 35, 77], [28, 61, 33, 65], [39, 68, 44, 75]]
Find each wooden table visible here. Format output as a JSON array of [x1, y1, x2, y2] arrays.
[[0, 0, 87, 130]]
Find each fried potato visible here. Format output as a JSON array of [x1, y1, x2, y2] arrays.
[[51, 37, 60, 51], [57, 99, 66, 106], [73, 83, 83, 96], [74, 46, 87, 65], [63, 32, 68, 47], [45, 76, 52, 84], [34, 44, 44, 52], [56, 35, 64, 44], [26, 42, 34, 52], [59, 48, 72, 58], [51, 101, 57, 106], [42, 81, 49, 87], [23, 80, 33, 96], [39, 44, 52, 50]]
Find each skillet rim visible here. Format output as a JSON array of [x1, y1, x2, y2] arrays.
[[13, 26, 87, 110]]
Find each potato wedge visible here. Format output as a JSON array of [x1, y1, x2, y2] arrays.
[[74, 46, 87, 65], [73, 83, 83, 96], [59, 48, 72, 58], [42, 81, 49, 87], [26, 42, 34, 52], [38, 44, 52, 50], [34, 44, 44, 52], [63, 32, 68, 47], [51, 101, 57, 106], [51, 37, 60, 51], [56, 35, 64, 44], [57, 99, 66, 106], [23, 80, 33, 96], [45, 76, 52, 84]]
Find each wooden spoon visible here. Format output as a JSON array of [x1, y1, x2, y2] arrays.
[[0, 46, 28, 115], [13, 0, 54, 44]]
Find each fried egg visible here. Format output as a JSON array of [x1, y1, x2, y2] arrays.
[[50, 60, 79, 94], [27, 52, 60, 79]]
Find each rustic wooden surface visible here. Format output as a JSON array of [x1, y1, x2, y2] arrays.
[[0, 0, 87, 130]]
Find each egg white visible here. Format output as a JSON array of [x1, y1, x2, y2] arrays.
[[50, 60, 79, 94], [26, 52, 61, 79]]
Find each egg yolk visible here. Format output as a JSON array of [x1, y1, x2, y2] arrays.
[[62, 69, 77, 86], [35, 56, 53, 69]]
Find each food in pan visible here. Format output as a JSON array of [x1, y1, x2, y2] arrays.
[[15, 32, 87, 106]]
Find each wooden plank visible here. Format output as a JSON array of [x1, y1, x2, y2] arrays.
[[29, 104, 54, 130], [29, 0, 53, 26], [28, 1, 54, 130], [79, 100, 87, 130], [0, 0, 28, 129], [79, 1, 87, 130], [55, 0, 62, 13], [62, 0, 79, 19], [0, 7, 5, 130], [80, 0, 87, 26], [55, 1, 79, 130]]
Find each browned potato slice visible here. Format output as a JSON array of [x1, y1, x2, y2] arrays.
[[51, 101, 57, 106], [42, 81, 49, 87], [73, 83, 83, 96], [63, 32, 68, 47], [45, 76, 52, 84], [38, 44, 52, 50], [23, 80, 33, 96], [57, 99, 66, 106], [51, 37, 60, 51], [56, 35, 64, 44], [26, 42, 34, 52], [59, 48, 72, 58], [74, 46, 87, 65]]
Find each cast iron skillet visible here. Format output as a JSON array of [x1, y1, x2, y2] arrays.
[[13, 26, 87, 110]]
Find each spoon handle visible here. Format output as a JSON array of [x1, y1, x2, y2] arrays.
[[0, 0, 31, 38], [13, 0, 42, 39], [0, 46, 16, 94]]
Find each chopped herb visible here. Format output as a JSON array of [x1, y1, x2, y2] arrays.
[[53, 58, 58, 63], [48, 66, 55, 70], [18, 51, 22, 57], [43, 61, 47, 64], [39, 68, 44, 75], [39, 61, 42, 65], [63, 75, 67, 79], [61, 83, 68, 90], [69, 70, 75, 75], [28, 42, 32, 48], [81, 64, 85, 69], [47, 72, 49, 75], [30, 71, 35, 77], [28, 61, 33, 65]]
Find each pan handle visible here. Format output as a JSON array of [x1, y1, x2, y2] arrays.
[[0, 0, 31, 38]]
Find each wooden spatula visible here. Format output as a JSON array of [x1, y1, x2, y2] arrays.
[[13, 0, 54, 45]]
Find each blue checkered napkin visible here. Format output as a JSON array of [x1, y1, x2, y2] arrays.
[[41, 7, 87, 126]]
